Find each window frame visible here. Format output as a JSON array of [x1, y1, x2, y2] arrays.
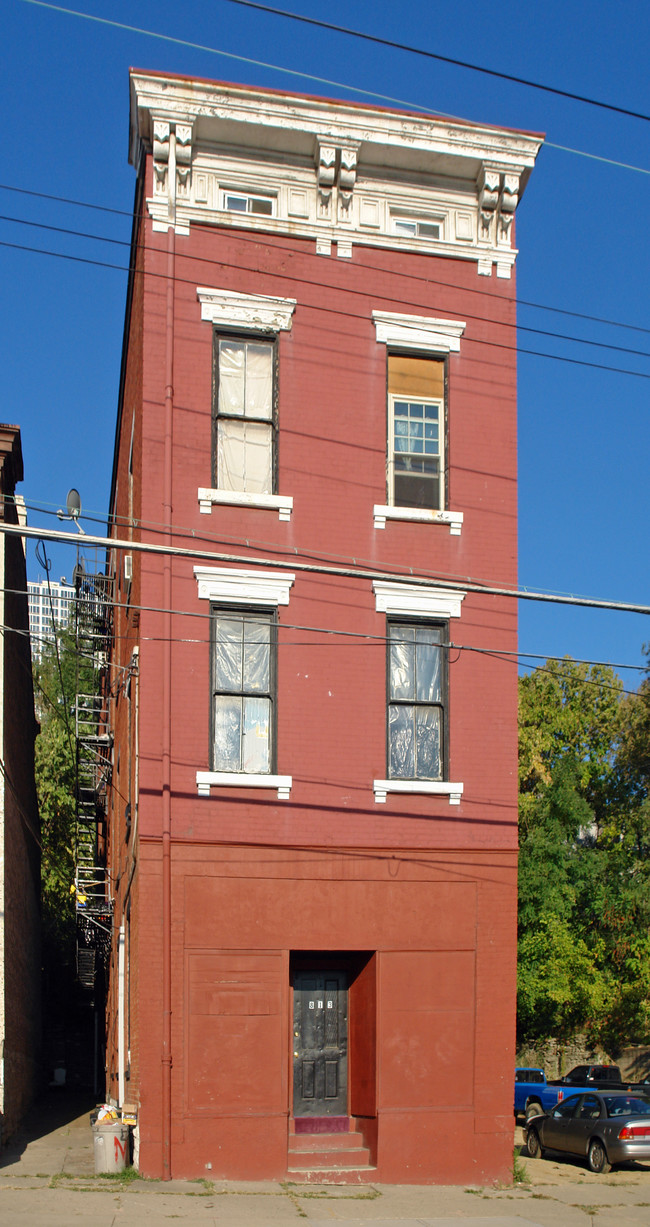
[[386, 617, 448, 784], [221, 189, 276, 217], [211, 330, 279, 496], [391, 213, 443, 241], [386, 355, 447, 512], [209, 603, 277, 776]]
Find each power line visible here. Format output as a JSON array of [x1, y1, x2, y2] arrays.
[[15, 1, 650, 177], [5, 520, 650, 616], [3, 210, 650, 365], [222, 0, 650, 124], [20, 499, 650, 623], [3, 236, 650, 382], [3, 179, 650, 340]]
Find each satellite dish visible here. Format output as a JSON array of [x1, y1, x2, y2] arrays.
[[66, 488, 82, 518]]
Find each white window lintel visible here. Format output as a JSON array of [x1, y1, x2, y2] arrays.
[[373, 779, 463, 805], [198, 487, 293, 521], [197, 286, 296, 332], [374, 505, 463, 535], [194, 566, 295, 606], [373, 580, 464, 620], [372, 310, 466, 353], [197, 771, 292, 801]]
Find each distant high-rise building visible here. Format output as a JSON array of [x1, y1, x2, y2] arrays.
[[27, 578, 74, 660]]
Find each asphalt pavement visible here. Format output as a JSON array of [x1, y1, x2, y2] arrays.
[[2, 1091, 650, 1226]]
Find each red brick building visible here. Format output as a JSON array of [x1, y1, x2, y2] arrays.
[[105, 70, 541, 1182]]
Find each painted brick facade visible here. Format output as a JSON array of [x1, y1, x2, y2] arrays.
[[104, 72, 541, 1183]]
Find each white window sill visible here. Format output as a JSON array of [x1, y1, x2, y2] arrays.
[[374, 505, 463, 535], [196, 771, 292, 800], [198, 488, 293, 522], [373, 779, 463, 805]]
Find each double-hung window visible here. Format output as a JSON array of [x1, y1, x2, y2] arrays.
[[211, 608, 275, 774], [388, 354, 444, 510], [213, 336, 276, 495], [388, 621, 446, 781]]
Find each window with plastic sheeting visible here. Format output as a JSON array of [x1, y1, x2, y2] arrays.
[[387, 621, 446, 780], [387, 353, 445, 510], [211, 609, 275, 774], [213, 336, 276, 494]]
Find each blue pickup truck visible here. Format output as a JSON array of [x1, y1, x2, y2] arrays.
[[515, 1064, 649, 1121], [515, 1068, 563, 1120]]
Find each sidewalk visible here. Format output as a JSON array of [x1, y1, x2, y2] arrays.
[[1, 1092, 650, 1226]]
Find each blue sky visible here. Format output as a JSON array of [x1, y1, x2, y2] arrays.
[[2, 0, 649, 681]]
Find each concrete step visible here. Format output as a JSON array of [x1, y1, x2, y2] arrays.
[[288, 1144, 370, 1169], [286, 1164, 377, 1185], [288, 1131, 363, 1151]]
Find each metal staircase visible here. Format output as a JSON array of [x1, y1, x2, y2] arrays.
[[73, 554, 114, 990]]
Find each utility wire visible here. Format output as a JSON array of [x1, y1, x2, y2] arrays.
[[9, 615, 648, 696], [20, 500, 650, 620], [3, 237, 650, 382], [5, 520, 650, 616], [3, 180, 650, 340], [3, 211, 650, 364], [223, 0, 650, 124], [15, 1, 650, 177]]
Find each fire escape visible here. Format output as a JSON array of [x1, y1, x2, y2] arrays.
[[73, 550, 114, 991]]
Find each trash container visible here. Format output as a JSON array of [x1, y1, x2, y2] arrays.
[[93, 1121, 129, 1174]]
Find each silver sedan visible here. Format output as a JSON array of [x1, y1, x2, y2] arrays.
[[525, 1091, 650, 1174]]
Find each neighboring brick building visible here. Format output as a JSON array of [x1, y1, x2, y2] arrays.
[[0, 426, 41, 1141], [104, 70, 541, 1182]]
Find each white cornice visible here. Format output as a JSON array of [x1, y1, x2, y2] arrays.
[[197, 287, 296, 332], [194, 566, 295, 606], [372, 311, 466, 353], [130, 71, 542, 274], [130, 73, 542, 180], [373, 581, 465, 620]]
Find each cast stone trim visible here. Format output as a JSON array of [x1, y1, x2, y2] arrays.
[[197, 771, 292, 800], [373, 779, 463, 805], [198, 488, 294, 521], [373, 506, 464, 535], [372, 311, 466, 353], [197, 287, 296, 332], [373, 581, 465, 620], [194, 567, 295, 606], [131, 73, 542, 269]]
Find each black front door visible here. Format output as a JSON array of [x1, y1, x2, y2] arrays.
[[293, 971, 348, 1117]]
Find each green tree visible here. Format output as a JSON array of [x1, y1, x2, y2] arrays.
[[517, 655, 650, 1045], [33, 628, 96, 967]]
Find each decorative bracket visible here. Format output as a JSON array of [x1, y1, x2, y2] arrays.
[[498, 173, 520, 240], [338, 144, 359, 218], [478, 166, 500, 239], [316, 141, 336, 217], [151, 117, 194, 226]]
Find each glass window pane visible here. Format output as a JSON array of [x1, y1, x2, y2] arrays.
[[214, 696, 242, 771], [390, 626, 415, 700], [218, 342, 246, 415], [218, 420, 272, 493], [225, 195, 247, 212], [389, 704, 414, 778], [244, 343, 273, 419], [416, 628, 442, 702], [243, 619, 270, 691], [250, 197, 273, 215], [415, 707, 442, 778], [215, 617, 243, 690], [242, 697, 270, 772]]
